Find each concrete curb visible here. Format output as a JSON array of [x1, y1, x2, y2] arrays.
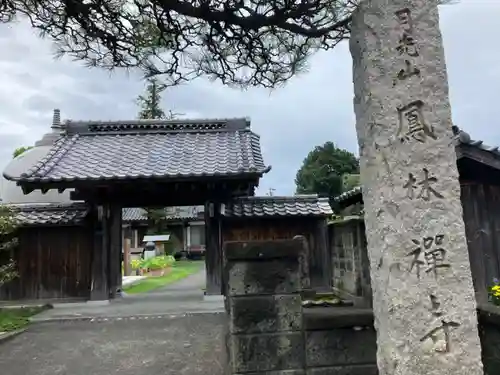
[[203, 295, 225, 302], [0, 328, 27, 345], [122, 276, 146, 288], [30, 310, 226, 324], [50, 300, 110, 309]]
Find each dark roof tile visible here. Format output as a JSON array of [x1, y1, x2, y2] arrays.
[[222, 195, 333, 218], [122, 208, 147, 222], [7, 118, 269, 183], [333, 186, 362, 204], [453, 126, 500, 156], [10, 203, 89, 226], [122, 206, 203, 222]]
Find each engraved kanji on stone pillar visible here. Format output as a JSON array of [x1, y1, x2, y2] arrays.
[[350, 1, 483, 374]]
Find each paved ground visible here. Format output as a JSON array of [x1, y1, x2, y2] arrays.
[[0, 313, 226, 375], [33, 265, 224, 321], [0, 266, 227, 375]]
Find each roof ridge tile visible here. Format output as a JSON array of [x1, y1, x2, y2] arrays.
[[65, 118, 250, 135], [20, 135, 79, 179]]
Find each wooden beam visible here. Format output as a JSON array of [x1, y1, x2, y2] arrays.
[[204, 201, 222, 295], [108, 204, 122, 297], [457, 144, 500, 171], [72, 180, 257, 207], [23, 176, 262, 203], [90, 205, 109, 300], [123, 238, 131, 277]]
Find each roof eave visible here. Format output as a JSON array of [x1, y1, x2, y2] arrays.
[[456, 143, 500, 171], [12, 170, 270, 186], [222, 213, 331, 219], [17, 221, 86, 227]]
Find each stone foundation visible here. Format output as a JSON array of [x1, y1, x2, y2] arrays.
[[224, 239, 309, 374], [223, 239, 500, 375]]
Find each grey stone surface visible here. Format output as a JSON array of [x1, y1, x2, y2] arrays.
[[228, 332, 305, 373], [226, 260, 302, 296], [307, 365, 378, 375], [0, 313, 226, 375], [224, 240, 308, 375], [228, 295, 302, 334], [0, 328, 27, 345], [305, 328, 377, 368], [350, 1, 483, 374]]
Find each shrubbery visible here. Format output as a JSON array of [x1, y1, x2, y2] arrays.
[[0, 206, 18, 286], [489, 278, 500, 306], [130, 255, 175, 272]]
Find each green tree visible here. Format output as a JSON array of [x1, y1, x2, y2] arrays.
[[13, 146, 33, 158], [295, 142, 359, 202], [136, 78, 182, 233], [0, 1, 456, 89], [0, 206, 18, 286], [137, 78, 167, 120], [136, 77, 184, 120], [145, 207, 168, 235], [342, 173, 361, 192]]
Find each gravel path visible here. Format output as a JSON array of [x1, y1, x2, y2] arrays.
[[0, 313, 226, 375]]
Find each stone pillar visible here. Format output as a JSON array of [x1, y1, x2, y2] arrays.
[[224, 238, 310, 374], [350, 1, 483, 374]]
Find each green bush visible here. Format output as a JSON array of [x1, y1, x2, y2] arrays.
[[489, 278, 500, 306], [140, 255, 175, 271], [130, 259, 142, 270]]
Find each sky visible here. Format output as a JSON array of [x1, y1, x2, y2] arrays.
[[0, 0, 498, 197]]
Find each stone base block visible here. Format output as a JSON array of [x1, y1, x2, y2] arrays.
[[307, 364, 378, 375], [228, 332, 305, 373], [305, 328, 376, 368], [228, 294, 302, 334]]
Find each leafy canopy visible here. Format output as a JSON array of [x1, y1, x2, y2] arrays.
[[0, 206, 18, 286], [295, 142, 359, 201], [135, 77, 182, 232], [12, 146, 33, 159], [137, 77, 168, 120], [0, 0, 456, 89]]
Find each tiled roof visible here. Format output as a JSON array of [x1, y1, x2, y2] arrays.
[[334, 127, 500, 205], [453, 126, 500, 157], [222, 195, 333, 218], [9, 203, 89, 226], [333, 186, 362, 204], [122, 208, 147, 222], [122, 206, 203, 222], [5, 118, 269, 183]]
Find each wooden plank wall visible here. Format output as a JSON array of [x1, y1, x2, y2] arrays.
[[328, 182, 500, 306], [0, 225, 93, 301], [461, 182, 500, 304], [221, 217, 330, 289], [329, 218, 372, 306]]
